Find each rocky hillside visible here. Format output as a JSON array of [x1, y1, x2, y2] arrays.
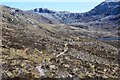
[[31, 1, 120, 32], [1, 3, 120, 80], [85, 1, 120, 16]]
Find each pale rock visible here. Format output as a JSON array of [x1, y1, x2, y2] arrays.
[[50, 65, 56, 69]]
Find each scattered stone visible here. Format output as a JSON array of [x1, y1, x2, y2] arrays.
[[49, 65, 56, 70], [64, 64, 70, 68]]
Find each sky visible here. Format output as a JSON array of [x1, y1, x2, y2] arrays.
[[2, 2, 104, 13], [1, 0, 106, 13], [1, 0, 105, 2]]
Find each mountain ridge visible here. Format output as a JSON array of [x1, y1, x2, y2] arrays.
[[30, 1, 120, 33]]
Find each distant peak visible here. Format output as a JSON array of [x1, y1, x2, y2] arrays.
[[105, 0, 120, 2], [33, 8, 56, 13]]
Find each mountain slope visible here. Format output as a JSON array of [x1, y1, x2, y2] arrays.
[[31, 1, 120, 32], [85, 1, 120, 16], [1, 5, 120, 80]]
